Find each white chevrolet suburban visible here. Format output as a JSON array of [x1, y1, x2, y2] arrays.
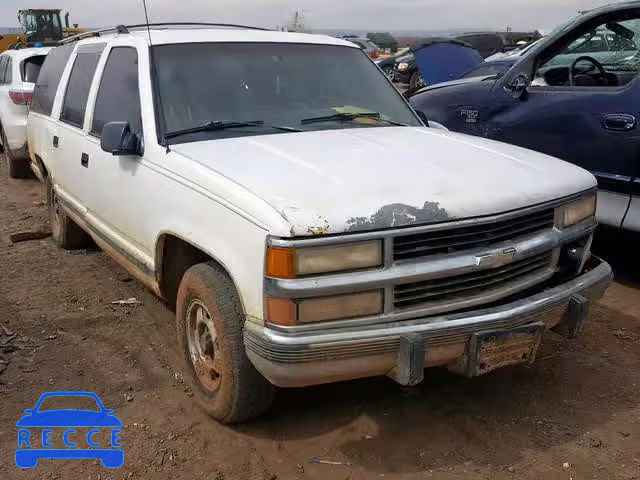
[[27, 24, 613, 423]]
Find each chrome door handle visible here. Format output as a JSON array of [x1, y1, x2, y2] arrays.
[[602, 113, 636, 132]]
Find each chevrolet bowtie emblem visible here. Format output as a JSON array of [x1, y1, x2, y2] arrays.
[[475, 247, 517, 268]]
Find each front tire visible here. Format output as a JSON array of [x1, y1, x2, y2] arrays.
[[2, 129, 30, 179], [46, 178, 91, 249], [176, 262, 275, 423], [409, 71, 426, 90]]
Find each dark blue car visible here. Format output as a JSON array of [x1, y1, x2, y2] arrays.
[[409, 1, 640, 232], [15, 391, 123, 468]]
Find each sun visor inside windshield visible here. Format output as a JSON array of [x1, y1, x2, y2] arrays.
[[410, 38, 484, 86]]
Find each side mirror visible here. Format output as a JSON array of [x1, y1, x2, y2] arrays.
[[506, 73, 530, 100], [100, 122, 142, 156]]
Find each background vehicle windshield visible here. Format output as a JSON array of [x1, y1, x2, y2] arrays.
[[153, 42, 421, 144]]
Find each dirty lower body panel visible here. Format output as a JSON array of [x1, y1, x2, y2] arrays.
[[244, 258, 613, 388]]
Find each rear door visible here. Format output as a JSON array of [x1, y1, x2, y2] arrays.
[[55, 43, 104, 207], [29, 43, 75, 180]]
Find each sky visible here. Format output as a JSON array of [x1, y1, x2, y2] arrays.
[[0, 0, 624, 33]]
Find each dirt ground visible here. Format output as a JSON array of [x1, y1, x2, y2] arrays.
[[0, 160, 639, 480]]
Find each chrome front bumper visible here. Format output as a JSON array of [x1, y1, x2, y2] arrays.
[[245, 258, 613, 387]]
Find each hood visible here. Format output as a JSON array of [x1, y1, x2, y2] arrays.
[[410, 38, 484, 86], [172, 128, 595, 237], [412, 75, 496, 95]]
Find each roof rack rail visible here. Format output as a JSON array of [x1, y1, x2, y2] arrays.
[[60, 22, 270, 44]]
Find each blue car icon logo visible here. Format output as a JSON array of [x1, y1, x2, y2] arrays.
[[15, 391, 123, 468]]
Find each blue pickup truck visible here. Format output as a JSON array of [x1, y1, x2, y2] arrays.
[[409, 1, 640, 232]]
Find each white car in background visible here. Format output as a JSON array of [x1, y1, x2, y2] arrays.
[[0, 46, 51, 178]]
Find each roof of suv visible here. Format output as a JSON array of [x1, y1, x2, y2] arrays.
[[1, 47, 53, 60], [71, 27, 359, 48]]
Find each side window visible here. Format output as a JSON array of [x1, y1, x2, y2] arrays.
[[534, 17, 640, 89], [4, 57, 13, 85], [0, 57, 7, 84], [91, 48, 142, 136], [31, 44, 74, 116], [22, 55, 47, 83], [60, 46, 104, 128]]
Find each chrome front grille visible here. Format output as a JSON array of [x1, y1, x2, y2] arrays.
[[394, 251, 553, 310], [393, 208, 555, 261]]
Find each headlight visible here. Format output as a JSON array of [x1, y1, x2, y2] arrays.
[[266, 291, 383, 325], [266, 241, 382, 278], [396, 62, 409, 71], [562, 195, 596, 228]]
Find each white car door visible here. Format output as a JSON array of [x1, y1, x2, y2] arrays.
[[54, 43, 105, 209], [81, 42, 154, 265]]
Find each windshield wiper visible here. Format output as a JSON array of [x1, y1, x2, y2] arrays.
[[165, 120, 302, 140], [165, 120, 264, 140], [300, 112, 408, 126]]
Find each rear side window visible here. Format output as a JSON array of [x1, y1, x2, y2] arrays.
[[0, 57, 7, 85], [60, 45, 104, 128], [32, 44, 74, 116], [21, 55, 47, 83], [91, 48, 142, 136], [3, 58, 12, 84]]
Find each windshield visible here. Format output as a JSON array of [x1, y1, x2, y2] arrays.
[[21, 11, 61, 36], [153, 42, 421, 144]]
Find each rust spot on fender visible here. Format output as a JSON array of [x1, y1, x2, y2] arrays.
[[346, 202, 450, 232]]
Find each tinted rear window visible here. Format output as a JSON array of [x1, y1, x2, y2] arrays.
[[60, 47, 103, 128], [21, 55, 47, 83], [31, 44, 74, 116]]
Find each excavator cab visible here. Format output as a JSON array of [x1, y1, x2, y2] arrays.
[[18, 9, 64, 45], [0, 8, 84, 53]]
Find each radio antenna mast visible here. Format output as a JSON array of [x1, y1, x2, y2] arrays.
[[141, 0, 170, 152]]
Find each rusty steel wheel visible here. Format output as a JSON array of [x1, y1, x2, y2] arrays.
[[176, 262, 275, 423], [185, 299, 222, 392]]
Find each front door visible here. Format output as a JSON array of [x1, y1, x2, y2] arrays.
[[81, 45, 153, 273], [486, 11, 640, 228]]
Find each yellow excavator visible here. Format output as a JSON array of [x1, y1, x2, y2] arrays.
[[0, 9, 85, 53]]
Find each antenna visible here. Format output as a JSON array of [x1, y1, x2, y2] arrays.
[[141, 0, 170, 152], [142, 0, 153, 45]]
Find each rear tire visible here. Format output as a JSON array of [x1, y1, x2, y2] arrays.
[[2, 129, 30, 179], [46, 178, 91, 250], [176, 262, 275, 423]]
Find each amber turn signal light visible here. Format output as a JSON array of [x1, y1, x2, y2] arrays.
[[265, 247, 296, 279], [266, 296, 297, 326]]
